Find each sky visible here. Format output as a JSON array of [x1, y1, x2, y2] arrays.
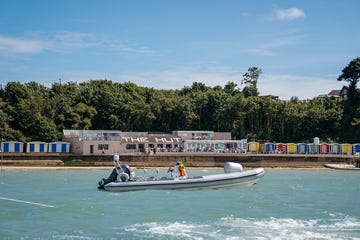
[[0, 0, 359, 100]]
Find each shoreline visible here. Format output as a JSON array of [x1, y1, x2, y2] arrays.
[[0, 165, 328, 171], [1, 152, 358, 170]]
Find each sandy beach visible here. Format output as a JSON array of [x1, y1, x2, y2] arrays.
[[0, 165, 328, 171], [1, 152, 358, 170]]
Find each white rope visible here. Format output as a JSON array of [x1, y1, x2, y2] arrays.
[[0, 196, 55, 208]]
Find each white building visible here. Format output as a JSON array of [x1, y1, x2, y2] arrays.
[[62, 130, 237, 155]]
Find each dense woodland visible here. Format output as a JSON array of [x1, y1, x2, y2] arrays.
[[0, 58, 359, 144]]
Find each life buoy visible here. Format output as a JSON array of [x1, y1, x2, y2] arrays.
[[117, 172, 129, 182]]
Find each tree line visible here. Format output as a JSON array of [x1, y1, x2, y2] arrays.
[[0, 58, 359, 144]]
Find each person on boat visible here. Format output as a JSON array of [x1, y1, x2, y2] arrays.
[[168, 161, 187, 178], [179, 162, 186, 177]]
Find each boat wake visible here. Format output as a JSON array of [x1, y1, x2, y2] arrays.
[[116, 213, 360, 240]]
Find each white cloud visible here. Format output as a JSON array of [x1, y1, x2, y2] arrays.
[[109, 44, 155, 55], [249, 32, 306, 56], [64, 71, 113, 82], [259, 74, 344, 100], [274, 7, 305, 20], [0, 33, 95, 55], [114, 68, 243, 90], [52, 31, 99, 50], [0, 35, 51, 54], [23, 68, 344, 101], [249, 48, 276, 56], [0, 32, 154, 56], [112, 69, 342, 100]]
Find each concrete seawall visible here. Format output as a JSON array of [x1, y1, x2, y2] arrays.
[[1, 152, 358, 168]]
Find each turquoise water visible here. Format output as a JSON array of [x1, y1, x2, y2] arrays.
[[0, 168, 359, 240]]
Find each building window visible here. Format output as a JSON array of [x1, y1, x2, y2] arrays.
[[98, 144, 109, 150], [126, 144, 137, 150]]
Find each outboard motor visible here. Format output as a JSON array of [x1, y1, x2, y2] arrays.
[[98, 168, 119, 189], [224, 162, 243, 173], [97, 160, 136, 189]]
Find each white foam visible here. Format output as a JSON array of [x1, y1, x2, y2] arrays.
[[121, 215, 360, 240], [219, 215, 360, 240], [125, 221, 210, 239], [54, 234, 95, 240]]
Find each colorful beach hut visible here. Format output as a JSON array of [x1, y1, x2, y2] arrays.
[[238, 139, 248, 153], [248, 141, 259, 153], [26, 141, 48, 153], [297, 143, 308, 154], [330, 143, 340, 154], [308, 143, 319, 154], [48, 141, 70, 153], [261, 143, 276, 153], [287, 143, 297, 154], [352, 144, 360, 155], [1, 141, 24, 153], [341, 143, 352, 155], [319, 143, 330, 154], [275, 143, 286, 154]]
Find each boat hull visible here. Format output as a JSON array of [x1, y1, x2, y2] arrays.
[[103, 168, 265, 192], [324, 164, 360, 171]]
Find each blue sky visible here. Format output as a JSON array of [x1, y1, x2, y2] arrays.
[[0, 0, 359, 99]]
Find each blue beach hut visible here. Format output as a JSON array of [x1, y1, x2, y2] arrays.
[[48, 141, 70, 153], [353, 144, 360, 155], [262, 143, 276, 153], [26, 141, 48, 153], [1, 141, 24, 153], [297, 143, 308, 154], [239, 139, 248, 153]]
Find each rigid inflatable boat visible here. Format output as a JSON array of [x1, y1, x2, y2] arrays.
[[324, 163, 360, 171], [97, 155, 265, 192]]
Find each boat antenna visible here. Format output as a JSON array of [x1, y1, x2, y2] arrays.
[[155, 168, 160, 180], [143, 168, 148, 180]]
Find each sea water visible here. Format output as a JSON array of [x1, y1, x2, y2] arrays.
[[0, 168, 359, 240]]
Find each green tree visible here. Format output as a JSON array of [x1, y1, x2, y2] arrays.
[[241, 67, 262, 97], [150, 90, 179, 132], [3, 81, 29, 104], [337, 57, 360, 142], [224, 81, 238, 95], [338, 57, 360, 102]]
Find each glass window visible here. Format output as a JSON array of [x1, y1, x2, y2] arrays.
[[126, 144, 137, 150], [98, 144, 109, 150]]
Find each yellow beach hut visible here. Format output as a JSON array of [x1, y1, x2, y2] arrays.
[[248, 141, 259, 153], [341, 143, 352, 155], [286, 143, 297, 154]]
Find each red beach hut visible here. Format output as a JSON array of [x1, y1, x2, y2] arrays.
[[276, 143, 286, 154], [319, 143, 330, 154]]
